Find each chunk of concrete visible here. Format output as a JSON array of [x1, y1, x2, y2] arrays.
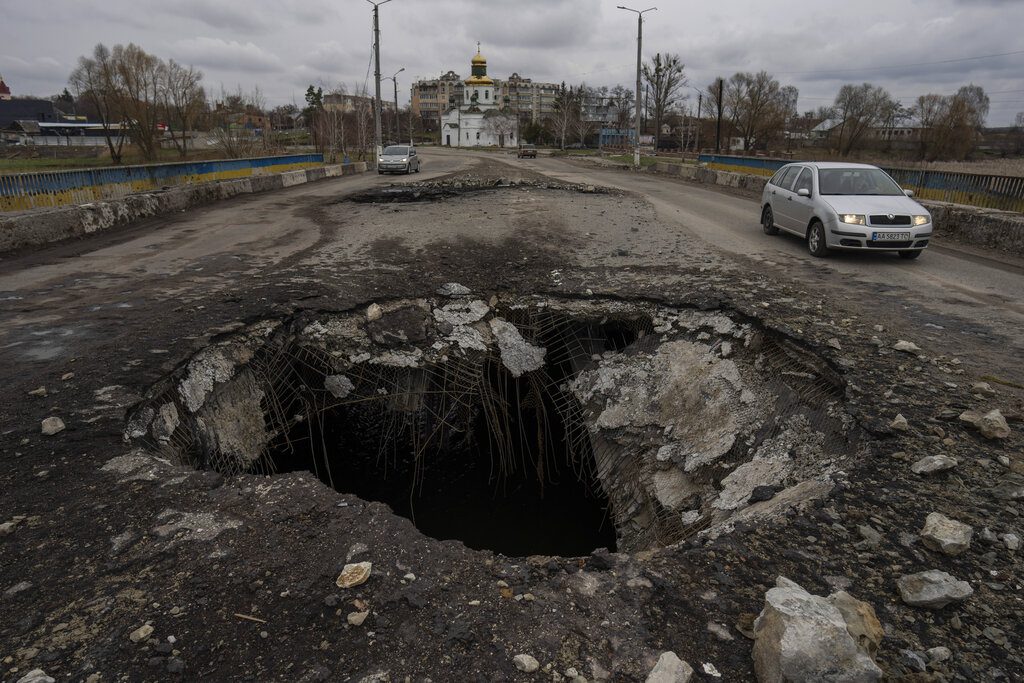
[[920, 512, 973, 556], [752, 577, 882, 682], [489, 318, 546, 377], [645, 651, 694, 683], [897, 570, 973, 609]]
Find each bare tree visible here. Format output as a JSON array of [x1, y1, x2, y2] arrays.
[[482, 111, 518, 147], [1016, 111, 1024, 129], [549, 83, 577, 150], [723, 71, 792, 151], [162, 59, 206, 158], [642, 53, 687, 145], [69, 44, 126, 163], [831, 83, 898, 156], [913, 84, 990, 160], [608, 84, 634, 130], [109, 43, 164, 161]]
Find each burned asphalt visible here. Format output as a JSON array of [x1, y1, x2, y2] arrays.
[[1, 151, 1022, 682]]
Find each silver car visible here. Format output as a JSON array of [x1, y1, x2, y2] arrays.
[[377, 145, 421, 175], [760, 162, 932, 259]]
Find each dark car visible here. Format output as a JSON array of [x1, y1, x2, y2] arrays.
[[517, 144, 537, 158]]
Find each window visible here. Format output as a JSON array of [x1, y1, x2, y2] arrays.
[[793, 168, 812, 195], [774, 166, 799, 190], [476, 132, 480, 140], [485, 90, 489, 100]]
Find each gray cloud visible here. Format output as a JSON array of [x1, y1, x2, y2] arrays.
[[1, 0, 1021, 124]]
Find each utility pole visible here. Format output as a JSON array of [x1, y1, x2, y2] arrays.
[[367, 0, 392, 161], [384, 67, 405, 145], [695, 92, 702, 155], [617, 6, 656, 170], [715, 77, 723, 154]]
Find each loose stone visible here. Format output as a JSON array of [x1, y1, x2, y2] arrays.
[[920, 512, 973, 556], [513, 654, 540, 673], [336, 562, 372, 589], [129, 624, 154, 643], [645, 651, 694, 682], [40, 417, 65, 436], [910, 454, 957, 475], [897, 570, 973, 608]]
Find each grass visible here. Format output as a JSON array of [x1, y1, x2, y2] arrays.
[[0, 148, 233, 174]]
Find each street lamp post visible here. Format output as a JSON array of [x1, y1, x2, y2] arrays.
[[617, 5, 656, 170], [384, 67, 405, 144], [367, 0, 393, 162]]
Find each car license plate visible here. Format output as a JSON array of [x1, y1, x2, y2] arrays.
[[871, 232, 910, 241]]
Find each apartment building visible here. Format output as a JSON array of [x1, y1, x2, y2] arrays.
[[412, 71, 560, 127]]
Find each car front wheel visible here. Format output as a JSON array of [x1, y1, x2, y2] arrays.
[[762, 206, 778, 235], [899, 250, 922, 260], [807, 221, 829, 258]]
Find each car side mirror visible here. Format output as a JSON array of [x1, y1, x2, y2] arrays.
[[797, 188, 811, 198], [904, 189, 914, 197]]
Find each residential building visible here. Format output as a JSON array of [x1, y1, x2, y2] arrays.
[[413, 68, 559, 127], [0, 76, 11, 101]]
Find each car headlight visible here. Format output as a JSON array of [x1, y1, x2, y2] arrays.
[[377, 158, 384, 163], [840, 214, 866, 225], [401, 158, 408, 163], [913, 215, 930, 226]]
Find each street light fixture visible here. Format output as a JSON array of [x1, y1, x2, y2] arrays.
[[384, 67, 405, 144], [617, 5, 656, 170], [367, 0, 393, 161]]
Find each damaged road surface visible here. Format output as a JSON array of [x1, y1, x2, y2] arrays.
[[1, 149, 1022, 682]]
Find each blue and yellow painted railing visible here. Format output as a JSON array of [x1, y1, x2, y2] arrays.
[[697, 154, 1024, 213], [0, 154, 324, 212]]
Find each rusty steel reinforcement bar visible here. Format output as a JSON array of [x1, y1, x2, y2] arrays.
[[0, 161, 368, 254], [697, 154, 1024, 214], [649, 161, 1024, 257], [0, 154, 326, 213]]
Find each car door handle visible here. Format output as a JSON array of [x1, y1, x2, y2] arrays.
[[786, 196, 793, 201], [771, 190, 776, 196]]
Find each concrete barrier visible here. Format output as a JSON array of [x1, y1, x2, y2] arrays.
[[0, 162, 368, 254], [648, 162, 1024, 257]]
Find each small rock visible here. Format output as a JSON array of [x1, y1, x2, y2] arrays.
[[992, 478, 1024, 500], [959, 409, 1010, 439], [706, 622, 734, 642], [890, 414, 909, 432], [28, 387, 46, 397], [61, 372, 75, 381], [436, 282, 471, 297], [897, 570, 973, 609], [971, 382, 996, 396], [645, 651, 694, 682], [911, 454, 958, 475], [15, 670, 55, 683], [347, 611, 369, 626], [900, 649, 927, 673], [40, 417, 65, 436], [826, 338, 842, 350], [366, 303, 383, 322], [166, 657, 186, 674], [982, 626, 1007, 646], [4, 581, 32, 597], [926, 646, 952, 664], [1001, 533, 1020, 551], [894, 340, 922, 355], [336, 562, 372, 589], [920, 512, 973, 556], [129, 624, 154, 643], [748, 485, 779, 504], [513, 654, 540, 673], [858, 525, 883, 547]]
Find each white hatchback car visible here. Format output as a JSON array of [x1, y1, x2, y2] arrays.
[[760, 162, 932, 259]]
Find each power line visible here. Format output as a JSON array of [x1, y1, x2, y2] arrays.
[[769, 49, 1024, 76]]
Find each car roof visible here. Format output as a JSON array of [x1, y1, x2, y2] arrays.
[[783, 161, 880, 170]]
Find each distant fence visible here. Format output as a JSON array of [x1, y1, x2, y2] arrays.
[[698, 154, 1024, 213], [0, 154, 324, 212]]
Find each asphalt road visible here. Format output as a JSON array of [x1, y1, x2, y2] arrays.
[[503, 149, 1024, 383], [1, 146, 1021, 383]]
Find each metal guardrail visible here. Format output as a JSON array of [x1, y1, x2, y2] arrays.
[[698, 154, 1024, 213], [0, 154, 324, 212]]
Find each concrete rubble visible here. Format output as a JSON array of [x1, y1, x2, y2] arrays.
[[897, 570, 974, 609], [752, 577, 883, 682]]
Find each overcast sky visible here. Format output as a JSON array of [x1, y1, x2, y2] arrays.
[[2, 0, 1022, 124]]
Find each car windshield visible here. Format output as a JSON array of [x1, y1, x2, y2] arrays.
[[523, 144, 535, 149], [818, 168, 903, 196], [383, 146, 408, 156]]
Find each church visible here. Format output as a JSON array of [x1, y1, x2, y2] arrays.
[[440, 46, 518, 148]]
